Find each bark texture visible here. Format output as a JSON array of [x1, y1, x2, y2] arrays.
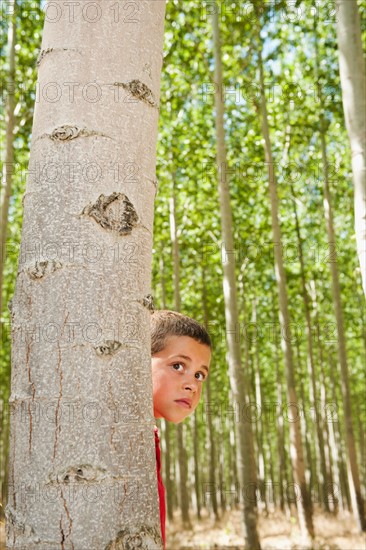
[[336, 0, 366, 296], [212, 11, 261, 550], [6, 2, 166, 548]]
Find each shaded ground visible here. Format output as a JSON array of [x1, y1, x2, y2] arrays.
[[166, 509, 366, 550]]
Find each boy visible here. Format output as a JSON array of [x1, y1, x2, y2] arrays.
[[150, 310, 212, 548]]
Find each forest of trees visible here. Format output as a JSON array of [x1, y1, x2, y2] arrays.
[[0, 1, 365, 549]]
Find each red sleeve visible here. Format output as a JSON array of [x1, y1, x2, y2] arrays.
[[154, 426, 166, 548]]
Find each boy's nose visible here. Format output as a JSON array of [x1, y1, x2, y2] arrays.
[[183, 378, 198, 392]]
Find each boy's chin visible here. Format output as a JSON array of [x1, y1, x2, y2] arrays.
[[166, 412, 192, 424]]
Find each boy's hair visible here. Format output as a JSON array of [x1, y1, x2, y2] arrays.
[[151, 310, 212, 355]]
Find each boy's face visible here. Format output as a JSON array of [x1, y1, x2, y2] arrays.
[[151, 335, 211, 423]]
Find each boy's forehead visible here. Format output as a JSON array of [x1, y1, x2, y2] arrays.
[[164, 334, 211, 350], [161, 335, 211, 364]]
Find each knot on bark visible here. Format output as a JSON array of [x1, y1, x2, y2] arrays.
[[49, 464, 107, 485], [28, 259, 62, 280], [105, 526, 161, 550], [42, 125, 111, 142], [141, 294, 155, 311], [50, 125, 84, 141], [116, 79, 158, 108], [36, 47, 53, 66], [81, 193, 139, 236], [95, 340, 123, 356]]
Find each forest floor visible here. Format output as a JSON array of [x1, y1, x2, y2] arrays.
[[166, 508, 366, 550], [0, 509, 365, 549]]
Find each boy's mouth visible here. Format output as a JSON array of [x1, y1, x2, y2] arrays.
[[174, 399, 192, 409]]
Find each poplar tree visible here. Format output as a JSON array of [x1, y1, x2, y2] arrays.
[[335, 0, 366, 297], [6, 1, 166, 547], [212, 10, 261, 549]]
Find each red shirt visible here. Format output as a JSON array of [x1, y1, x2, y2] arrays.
[[154, 426, 166, 548]]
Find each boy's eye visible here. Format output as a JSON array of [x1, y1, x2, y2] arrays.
[[195, 371, 206, 382], [172, 362, 184, 372]]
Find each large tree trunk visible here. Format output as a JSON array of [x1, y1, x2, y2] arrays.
[[6, 2, 166, 548], [211, 11, 261, 549], [255, 24, 314, 543], [335, 0, 366, 296]]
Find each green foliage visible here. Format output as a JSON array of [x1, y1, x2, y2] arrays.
[[1, 0, 365, 519]]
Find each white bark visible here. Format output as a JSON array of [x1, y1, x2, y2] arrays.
[[336, 0, 366, 296], [212, 12, 261, 550], [0, 0, 16, 316], [256, 32, 314, 544], [6, 1, 166, 548]]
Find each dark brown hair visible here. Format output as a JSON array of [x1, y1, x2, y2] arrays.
[[151, 310, 212, 355]]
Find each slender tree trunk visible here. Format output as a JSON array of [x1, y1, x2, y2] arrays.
[[254, 24, 314, 542], [275, 350, 286, 513], [211, 11, 261, 549], [169, 177, 191, 528], [311, 290, 344, 514], [318, 347, 337, 513], [335, 0, 366, 296], [0, 0, 16, 318], [6, 2, 166, 548], [158, 253, 174, 522], [291, 183, 332, 512], [356, 406, 366, 501], [175, 424, 191, 527], [0, 400, 10, 521], [218, 421, 226, 515], [328, 353, 352, 512], [296, 343, 313, 499], [202, 266, 219, 521], [192, 413, 201, 519], [252, 300, 266, 514], [0, 7, 18, 504], [317, 77, 366, 532], [164, 420, 174, 522]]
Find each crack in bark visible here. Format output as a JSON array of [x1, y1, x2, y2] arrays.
[[60, 487, 74, 550], [39, 125, 112, 142], [53, 314, 69, 460], [53, 341, 63, 460], [60, 516, 65, 549], [26, 340, 36, 455], [81, 193, 139, 236], [113, 79, 158, 108]]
